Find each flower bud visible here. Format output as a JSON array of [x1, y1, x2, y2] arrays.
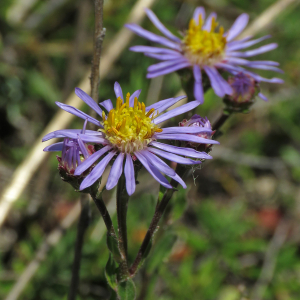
[[224, 72, 258, 113], [179, 114, 215, 153]]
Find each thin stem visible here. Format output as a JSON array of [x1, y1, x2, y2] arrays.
[[90, 189, 117, 238], [68, 195, 90, 300], [90, 0, 105, 103], [129, 164, 186, 276], [212, 111, 231, 132], [116, 174, 129, 262]]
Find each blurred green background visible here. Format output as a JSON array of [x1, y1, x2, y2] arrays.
[[0, 0, 300, 299]]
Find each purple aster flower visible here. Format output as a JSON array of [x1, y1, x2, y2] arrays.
[[43, 83, 218, 195], [125, 7, 283, 104]]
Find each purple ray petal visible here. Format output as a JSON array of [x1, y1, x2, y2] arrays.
[[129, 89, 142, 107], [125, 154, 135, 196], [77, 135, 89, 159], [193, 65, 204, 103], [153, 101, 199, 124], [169, 173, 187, 189], [129, 45, 181, 55], [77, 134, 106, 144], [55, 102, 102, 127], [204, 66, 233, 97], [148, 58, 189, 72], [42, 129, 103, 142], [149, 141, 212, 159], [147, 61, 191, 78], [145, 52, 182, 60], [245, 60, 279, 66], [146, 95, 186, 112], [160, 126, 212, 134], [244, 63, 283, 73], [75, 88, 102, 116], [193, 7, 205, 24], [43, 142, 64, 152], [155, 133, 219, 145], [100, 99, 113, 112], [79, 150, 116, 190], [140, 150, 175, 176], [125, 23, 181, 50], [145, 8, 181, 42], [224, 57, 249, 65], [74, 145, 112, 176], [258, 92, 268, 101], [106, 153, 124, 190], [134, 151, 172, 189], [203, 12, 217, 31], [226, 13, 249, 42], [232, 43, 278, 57], [227, 35, 271, 51], [148, 147, 200, 165], [114, 82, 123, 100]]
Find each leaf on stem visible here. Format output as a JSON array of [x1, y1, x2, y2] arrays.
[[117, 279, 136, 300], [105, 254, 118, 290]]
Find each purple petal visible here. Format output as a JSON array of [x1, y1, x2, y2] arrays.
[[114, 82, 123, 100], [149, 141, 212, 159], [43, 142, 64, 152], [227, 35, 271, 51], [125, 154, 135, 196], [258, 92, 268, 101], [77, 134, 106, 144], [129, 89, 142, 107], [140, 150, 176, 176], [145, 9, 181, 42], [244, 63, 283, 73], [147, 61, 191, 78], [148, 58, 189, 72], [204, 66, 233, 97], [226, 13, 249, 42], [106, 153, 124, 190], [224, 57, 249, 65], [147, 95, 186, 114], [232, 43, 278, 57], [203, 13, 217, 31], [74, 145, 112, 176], [77, 135, 89, 159], [169, 173, 186, 189], [42, 129, 103, 142], [79, 151, 116, 190], [245, 60, 279, 66], [100, 99, 113, 112], [153, 101, 199, 124], [129, 45, 180, 55], [134, 151, 172, 189], [160, 126, 212, 134], [75, 88, 102, 116], [193, 7, 205, 24], [145, 52, 182, 60], [148, 147, 200, 165], [155, 133, 219, 145], [55, 102, 102, 127], [193, 65, 204, 103], [125, 23, 181, 50]]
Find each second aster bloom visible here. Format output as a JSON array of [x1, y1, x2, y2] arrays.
[[125, 7, 283, 103], [43, 83, 217, 195]]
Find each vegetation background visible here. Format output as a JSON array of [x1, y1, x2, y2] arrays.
[[0, 0, 300, 299]]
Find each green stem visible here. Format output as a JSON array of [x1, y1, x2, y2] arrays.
[[116, 174, 130, 279]]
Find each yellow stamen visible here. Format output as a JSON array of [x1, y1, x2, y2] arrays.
[[102, 92, 162, 153], [182, 14, 227, 66]]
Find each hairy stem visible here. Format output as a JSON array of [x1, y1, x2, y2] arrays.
[[68, 195, 90, 300]]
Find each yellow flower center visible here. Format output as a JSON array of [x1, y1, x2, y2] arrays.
[[101, 93, 162, 153], [182, 15, 227, 66]]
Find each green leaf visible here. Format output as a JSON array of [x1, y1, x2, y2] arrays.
[[105, 254, 117, 290], [107, 232, 122, 263], [117, 279, 136, 300]]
